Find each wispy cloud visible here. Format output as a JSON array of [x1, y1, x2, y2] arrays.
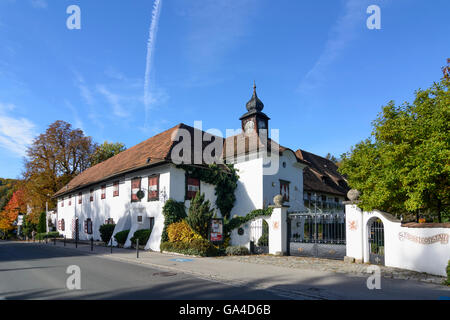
[[30, 0, 48, 9], [73, 72, 95, 106], [144, 0, 163, 124], [64, 100, 84, 132], [97, 85, 129, 118], [0, 103, 35, 157], [299, 0, 370, 93]]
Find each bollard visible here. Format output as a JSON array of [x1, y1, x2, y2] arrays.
[[75, 236, 78, 249], [54, 236, 56, 245], [110, 238, 113, 254], [64, 235, 66, 246], [91, 238, 93, 251], [136, 239, 139, 259]]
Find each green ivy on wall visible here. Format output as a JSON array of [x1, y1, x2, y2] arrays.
[[223, 207, 274, 236], [177, 164, 239, 219]]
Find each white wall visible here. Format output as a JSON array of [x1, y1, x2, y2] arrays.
[[230, 157, 264, 217], [56, 163, 218, 251], [346, 205, 450, 277], [263, 151, 305, 211]]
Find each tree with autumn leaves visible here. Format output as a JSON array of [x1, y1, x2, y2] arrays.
[[0, 189, 26, 237]]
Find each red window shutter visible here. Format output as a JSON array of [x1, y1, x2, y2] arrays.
[[187, 177, 200, 200], [61, 219, 65, 231], [131, 178, 141, 201], [148, 176, 159, 200], [113, 182, 119, 197]]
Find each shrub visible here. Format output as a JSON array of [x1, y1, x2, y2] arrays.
[[114, 229, 130, 247], [160, 238, 218, 257], [161, 200, 186, 242], [257, 220, 269, 247], [36, 232, 60, 240], [167, 220, 203, 243], [99, 224, 116, 244], [225, 246, 250, 256], [130, 229, 151, 246], [186, 192, 214, 239], [446, 260, 450, 286]]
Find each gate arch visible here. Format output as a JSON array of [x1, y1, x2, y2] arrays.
[[367, 217, 385, 265]]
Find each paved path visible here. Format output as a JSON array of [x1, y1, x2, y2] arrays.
[[0, 241, 282, 300], [217, 255, 446, 284], [4, 240, 449, 300]]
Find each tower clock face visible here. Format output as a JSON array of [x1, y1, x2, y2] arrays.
[[244, 119, 255, 133]]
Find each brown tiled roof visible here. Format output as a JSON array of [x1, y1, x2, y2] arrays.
[[296, 149, 349, 197], [222, 133, 308, 165]]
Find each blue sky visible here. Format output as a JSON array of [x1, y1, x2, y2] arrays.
[[0, 0, 449, 178]]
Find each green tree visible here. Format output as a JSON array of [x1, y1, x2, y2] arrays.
[[37, 212, 46, 233], [90, 141, 126, 166], [339, 71, 449, 222], [186, 192, 215, 239]]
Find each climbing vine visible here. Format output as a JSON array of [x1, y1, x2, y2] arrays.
[[177, 164, 239, 219], [223, 207, 274, 236]]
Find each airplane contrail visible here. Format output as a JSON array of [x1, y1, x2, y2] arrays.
[[144, 0, 163, 124]]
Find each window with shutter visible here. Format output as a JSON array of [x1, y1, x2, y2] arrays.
[[60, 219, 65, 231], [90, 189, 94, 202], [78, 192, 82, 204], [101, 185, 106, 199], [280, 180, 290, 202], [85, 218, 93, 234], [113, 181, 119, 197], [68, 195, 72, 206], [148, 175, 159, 201], [186, 177, 200, 200], [131, 177, 142, 202], [61, 198, 64, 207]]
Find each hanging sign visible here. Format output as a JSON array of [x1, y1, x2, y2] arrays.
[[209, 218, 224, 244]]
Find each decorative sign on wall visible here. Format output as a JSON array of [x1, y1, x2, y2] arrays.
[[348, 220, 358, 231], [209, 218, 224, 244], [273, 221, 279, 230], [398, 232, 449, 245]]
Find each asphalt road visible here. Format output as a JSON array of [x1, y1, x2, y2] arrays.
[[0, 241, 282, 300]]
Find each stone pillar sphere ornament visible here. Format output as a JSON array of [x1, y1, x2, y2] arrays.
[[273, 194, 284, 207], [347, 189, 361, 202]]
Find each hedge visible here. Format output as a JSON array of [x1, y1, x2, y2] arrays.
[[160, 239, 219, 257], [36, 232, 61, 240], [225, 246, 250, 256], [114, 229, 130, 247], [130, 229, 151, 246]]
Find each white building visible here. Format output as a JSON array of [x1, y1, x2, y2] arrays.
[[54, 85, 338, 250]]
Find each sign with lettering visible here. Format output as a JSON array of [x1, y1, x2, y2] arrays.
[[398, 232, 449, 245], [209, 218, 223, 244]]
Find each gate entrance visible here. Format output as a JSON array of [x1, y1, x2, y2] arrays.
[[249, 219, 269, 254], [368, 218, 385, 265], [288, 210, 346, 260]]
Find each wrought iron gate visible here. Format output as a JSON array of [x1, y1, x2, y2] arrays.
[[288, 210, 346, 260], [368, 218, 385, 265], [249, 219, 269, 254]]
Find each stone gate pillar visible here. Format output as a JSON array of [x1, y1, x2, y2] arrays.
[[268, 203, 289, 255]]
